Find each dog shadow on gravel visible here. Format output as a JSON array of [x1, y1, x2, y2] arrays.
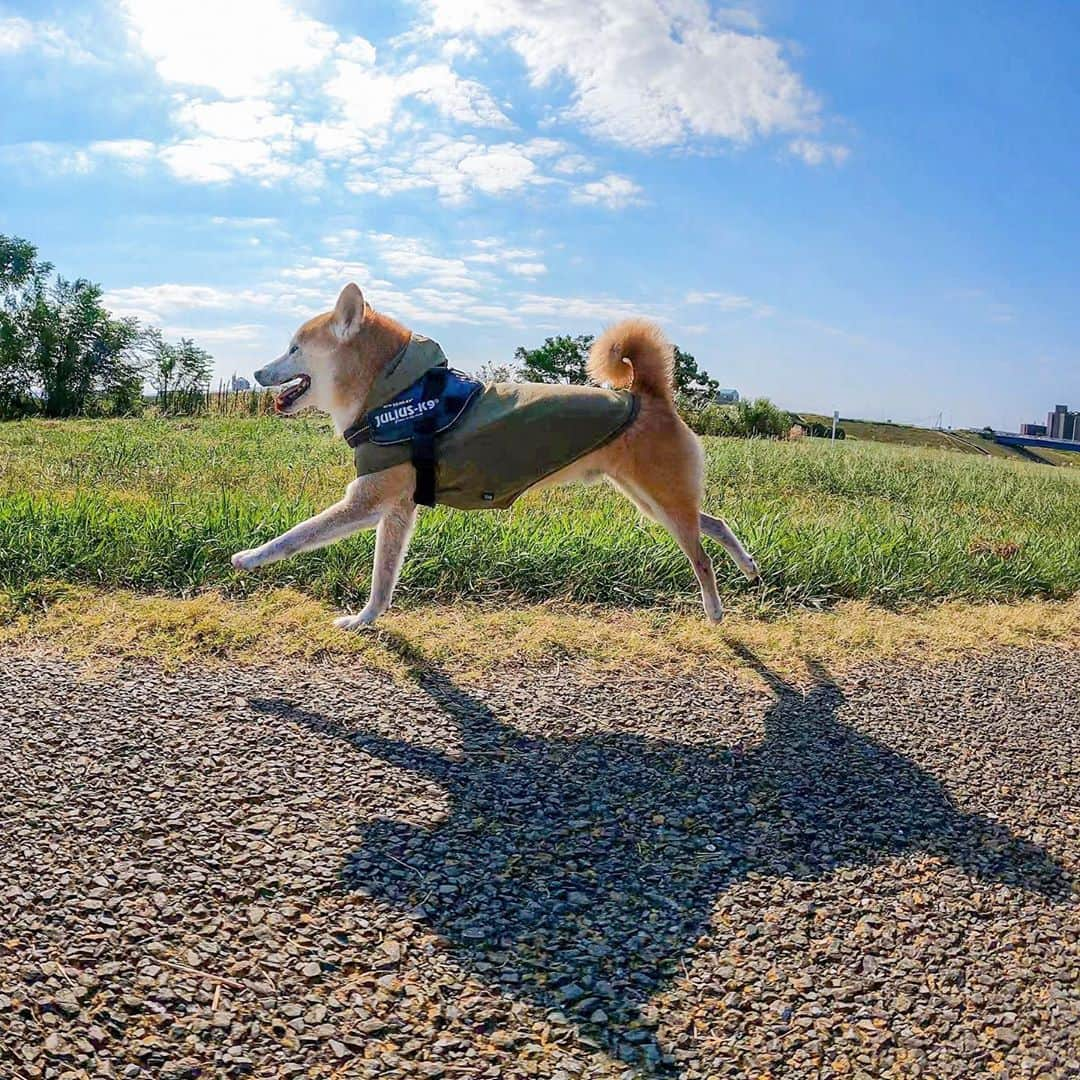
[[250, 643, 1069, 1072]]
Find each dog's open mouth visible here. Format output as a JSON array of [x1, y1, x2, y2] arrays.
[[274, 374, 311, 412]]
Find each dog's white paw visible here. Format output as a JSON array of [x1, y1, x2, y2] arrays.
[[742, 558, 761, 583], [231, 549, 261, 572], [334, 608, 383, 632]]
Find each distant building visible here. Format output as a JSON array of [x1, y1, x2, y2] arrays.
[[230, 376, 251, 392], [715, 388, 740, 404], [1046, 405, 1080, 440], [1020, 423, 1047, 437]]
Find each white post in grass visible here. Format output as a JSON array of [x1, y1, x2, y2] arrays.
[[831, 410, 839, 442]]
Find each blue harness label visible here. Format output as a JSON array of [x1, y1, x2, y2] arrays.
[[366, 367, 483, 446], [370, 396, 439, 431]]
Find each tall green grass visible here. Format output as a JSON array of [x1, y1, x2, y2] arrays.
[[1, 416, 1077, 610]]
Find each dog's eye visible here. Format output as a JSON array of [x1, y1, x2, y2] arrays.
[[289, 344, 299, 355]]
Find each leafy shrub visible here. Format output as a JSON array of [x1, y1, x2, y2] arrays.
[[678, 395, 793, 439]]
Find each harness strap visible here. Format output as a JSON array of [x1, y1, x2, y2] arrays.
[[410, 366, 448, 507], [343, 421, 370, 448]]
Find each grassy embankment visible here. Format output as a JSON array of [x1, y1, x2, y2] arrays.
[[0, 415, 1077, 677], [0, 414, 1077, 614]]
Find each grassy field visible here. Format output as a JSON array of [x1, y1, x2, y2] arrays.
[[1, 415, 1078, 613]]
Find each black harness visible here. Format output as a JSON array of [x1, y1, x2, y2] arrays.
[[344, 367, 483, 506]]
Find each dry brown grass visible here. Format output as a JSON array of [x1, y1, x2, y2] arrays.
[[2, 587, 1077, 683]]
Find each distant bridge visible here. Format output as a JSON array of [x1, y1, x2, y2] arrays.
[[992, 431, 1080, 454]]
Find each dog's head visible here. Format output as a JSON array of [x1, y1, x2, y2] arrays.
[[254, 283, 376, 420]]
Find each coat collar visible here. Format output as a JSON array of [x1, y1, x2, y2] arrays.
[[365, 334, 448, 413], [343, 334, 448, 448]]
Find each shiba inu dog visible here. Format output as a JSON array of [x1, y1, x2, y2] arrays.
[[231, 283, 759, 628]]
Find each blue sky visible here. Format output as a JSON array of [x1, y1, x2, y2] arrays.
[[1, 0, 1077, 429]]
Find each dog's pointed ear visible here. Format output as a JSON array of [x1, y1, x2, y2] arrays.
[[332, 283, 366, 341]]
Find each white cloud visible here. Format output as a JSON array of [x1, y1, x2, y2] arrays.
[[88, 139, 157, 161], [425, 0, 829, 151], [163, 324, 265, 346], [346, 135, 561, 203], [464, 238, 546, 278], [120, 0, 511, 185], [277, 256, 520, 327], [455, 144, 542, 194], [571, 173, 644, 209], [515, 292, 663, 324], [109, 1, 570, 203], [101, 228, 658, 339], [159, 136, 313, 185], [336, 37, 378, 65], [104, 283, 273, 322], [0, 14, 97, 62], [685, 290, 773, 317], [441, 37, 479, 63], [120, 0, 337, 97], [0, 141, 94, 175], [317, 57, 510, 154], [0, 16, 33, 52], [686, 290, 753, 309], [210, 216, 279, 229], [367, 232, 482, 291], [321, 60, 407, 142], [8, 2, 653, 209], [158, 97, 311, 184], [506, 262, 547, 277], [552, 153, 595, 176], [396, 63, 511, 128], [176, 99, 294, 141], [1, 133, 317, 187], [788, 138, 850, 166]]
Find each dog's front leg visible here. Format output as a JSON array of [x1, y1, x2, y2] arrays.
[[231, 479, 384, 571], [334, 498, 418, 630]]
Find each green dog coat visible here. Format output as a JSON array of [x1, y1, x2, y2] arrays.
[[346, 335, 639, 510]]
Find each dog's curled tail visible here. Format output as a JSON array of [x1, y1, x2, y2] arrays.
[[588, 318, 674, 400]]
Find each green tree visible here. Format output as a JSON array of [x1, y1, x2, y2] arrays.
[[513, 335, 721, 400], [673, 345, 720, 404], [514, 334, 593, 384], [476, 360, 519, 384], [26, 276, 144, 417], [0, 236, 49, 416], [152, 334, 213, 413], [0, 234, 47, 292], [0, 233, 149, 417]]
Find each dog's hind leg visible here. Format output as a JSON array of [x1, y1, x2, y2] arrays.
[[700, 512, 760, 582], [335, 498, 418, 630], [612, 476, 725, 623]]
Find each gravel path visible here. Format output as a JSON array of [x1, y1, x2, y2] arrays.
[[1, 644, 1078, 1079]]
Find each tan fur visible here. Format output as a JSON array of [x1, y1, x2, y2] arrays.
[[588, 318, 674, 400], [234, 286, 759, 627], [286, 299, 412, 434]]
